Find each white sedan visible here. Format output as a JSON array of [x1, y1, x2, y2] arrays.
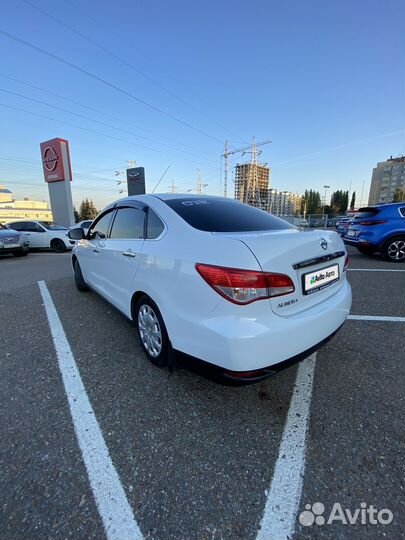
[[69, 194, 352, 383], [70, 220, 93, 236], [7, 220, 75, 253]]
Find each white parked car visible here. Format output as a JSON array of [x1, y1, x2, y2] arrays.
[[7, 220, 75, 253], [70, 220, 93, 235], [69, 194, 352, 383]]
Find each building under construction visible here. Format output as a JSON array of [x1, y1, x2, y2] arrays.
[[234, 162, 270, 210]]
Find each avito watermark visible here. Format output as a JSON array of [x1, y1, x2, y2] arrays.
[[299, 502, 393, 527]]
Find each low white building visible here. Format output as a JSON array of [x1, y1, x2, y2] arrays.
[[0, 185, 53, 223]]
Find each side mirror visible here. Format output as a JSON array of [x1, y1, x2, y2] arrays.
[[68, 228, 85, 240]]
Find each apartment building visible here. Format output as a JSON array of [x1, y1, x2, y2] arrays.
[[368, 156, 405, 205]]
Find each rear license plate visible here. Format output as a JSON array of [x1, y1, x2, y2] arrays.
[[346, 230, 356, 237], [303, 264, 340, 295]]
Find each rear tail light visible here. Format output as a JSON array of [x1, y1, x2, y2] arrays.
[[195, 263, 295, 304], [343, 253, 349, 271], [357, 220, 387, 226]]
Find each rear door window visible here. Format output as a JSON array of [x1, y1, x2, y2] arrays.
[[146, 208, 165, 239], [8, 222, 26, 231], [110, 207, 145, 239], [163, 197, 294, 232]]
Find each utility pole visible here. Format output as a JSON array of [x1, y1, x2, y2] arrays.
[[223, 141, 229, 198], [197, 169, 202, 193], [360, 179, 365, 207], [221, 138, 271, 199], [322, 185, 330, 227]]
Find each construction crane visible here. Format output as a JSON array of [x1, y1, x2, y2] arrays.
[[222, 138, 272, 197]]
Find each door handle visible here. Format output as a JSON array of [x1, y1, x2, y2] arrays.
[[123, 251, 136, 258], [93, 248, 100, 253]]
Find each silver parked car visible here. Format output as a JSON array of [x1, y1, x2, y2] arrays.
[[0, 223, 29, 257]]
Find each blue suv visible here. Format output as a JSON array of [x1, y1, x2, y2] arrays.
[[344, 203, 405, 262]]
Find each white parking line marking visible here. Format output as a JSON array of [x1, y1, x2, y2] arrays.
[[348, 268, 405, 272], [256, 353, 316, 540], [348, 314, 405, 322], [38, 281, 143, 540]]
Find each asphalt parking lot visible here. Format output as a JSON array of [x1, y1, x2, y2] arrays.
[[0, 247, 404, 540]]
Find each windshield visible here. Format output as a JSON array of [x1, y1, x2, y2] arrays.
[[39, 221, 67, 230]]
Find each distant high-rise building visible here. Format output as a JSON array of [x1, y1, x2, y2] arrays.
[[267, 189, 302, 216], [234, 163, 270, 210], [368, 156, 405, 205]]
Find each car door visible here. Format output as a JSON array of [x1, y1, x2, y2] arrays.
[[9, 221, 48, 248], [24, 221, 49, 248], [100, 204, 146, 316], [78, 209, 115, 292]]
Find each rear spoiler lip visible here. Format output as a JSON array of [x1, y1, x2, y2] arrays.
[[292, 250, 346, 270]]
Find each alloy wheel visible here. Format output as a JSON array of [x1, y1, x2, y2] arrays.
[[387, 240, 405, 261]]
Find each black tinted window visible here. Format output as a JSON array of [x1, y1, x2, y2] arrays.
[[8, 222, 26, 231], [400, 207, 405, 217], [26, 222, 44, 232], [163, 198, 294, 232], [89, 212, 113, 238], [147, 208, 165, 239], [110, 208, 145, 239], [354, 207, 380, 219]]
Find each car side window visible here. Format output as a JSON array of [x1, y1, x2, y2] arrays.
[[110, 207, 145, 239], [88, 211, 113, 239], [8, 222, 26, 231], [25, 222, 45, 233], [400, 207, 405, 217], [146, 208, 165, 239]]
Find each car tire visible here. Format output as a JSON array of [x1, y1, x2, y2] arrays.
[[12, 250, 28, 257], [356, 246, 375, 256], [51, 238, 67, 253], [74, 260, 89, 292], [382, 236, 405, 262], [135, 296, 169, 367]]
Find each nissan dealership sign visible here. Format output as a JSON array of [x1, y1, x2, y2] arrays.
[[40, 138, 72, 183], [39, 137, 74, 227]]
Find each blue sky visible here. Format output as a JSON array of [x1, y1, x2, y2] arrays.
[[1, 0, 404, 210]]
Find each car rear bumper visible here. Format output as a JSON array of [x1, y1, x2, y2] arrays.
[[344, 237, 377, 248], [0, 242, 29, 254], [175, 279, 352, 372]]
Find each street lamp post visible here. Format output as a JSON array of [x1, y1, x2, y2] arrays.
[[322, 185, 330, 227]]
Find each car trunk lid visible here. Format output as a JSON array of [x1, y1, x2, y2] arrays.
[[214, 229, 347, 316]]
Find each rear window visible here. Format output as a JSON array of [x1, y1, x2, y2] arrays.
[[353, 207, 380, 219], [163, 197, 294, 232]]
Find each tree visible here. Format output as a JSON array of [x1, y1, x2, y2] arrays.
[[350, 191, 356, 210], [330, 190, 349, 215], [79, 198, 98, 220], [73, 206, 80, 223], [393, 188, 405, 202], [301, 189, 322, 214]]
